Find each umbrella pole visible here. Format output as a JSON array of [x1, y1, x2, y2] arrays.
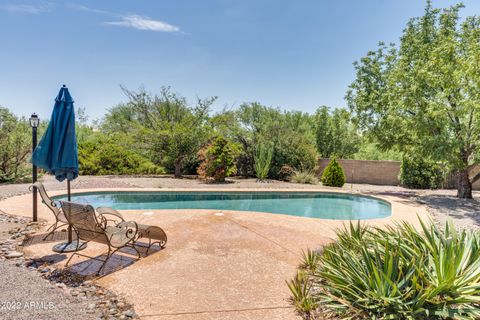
[[53, 179, 86, 253], [67, 180, 73, 243]]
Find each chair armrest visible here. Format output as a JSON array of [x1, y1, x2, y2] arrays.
[[106, 221, 138, 248], [97, 207, 125, 225]]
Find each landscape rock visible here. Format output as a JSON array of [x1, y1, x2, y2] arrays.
[[5, 251, 23, 259]]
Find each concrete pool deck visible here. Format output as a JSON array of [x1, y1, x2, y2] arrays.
[[0, 187, 429, 319]]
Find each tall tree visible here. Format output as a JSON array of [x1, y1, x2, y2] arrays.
[[0, 107, 30, 182], [347, 2, 480, 198], [236, 103, 317, 179], [103, 87, 215, 177], [314, 106, 360, 158]]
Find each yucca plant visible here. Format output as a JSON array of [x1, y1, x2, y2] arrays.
[[286, 271, 317, 319], [254, 143, 273, 182], [300, 248, 321, 272], [289, 220, 480, 319]]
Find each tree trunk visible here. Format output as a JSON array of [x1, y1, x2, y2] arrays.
[[457, 169, 473, 199], [174, 160, 182, 178]]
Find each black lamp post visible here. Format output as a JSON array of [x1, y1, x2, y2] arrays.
[[29, 113, 40, 222]]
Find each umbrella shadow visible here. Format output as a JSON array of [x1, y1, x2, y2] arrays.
[[23, 230, 76, 246]]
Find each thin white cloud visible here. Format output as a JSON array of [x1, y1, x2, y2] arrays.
[[68, 4, 113, 16], [106, 14, 180, 33], [4, 2, 52, 14]]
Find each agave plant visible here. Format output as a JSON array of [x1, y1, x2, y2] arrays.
[[289, 220, 480, 319]]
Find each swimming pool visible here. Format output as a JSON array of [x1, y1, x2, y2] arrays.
[[53, 191, 391, 220]]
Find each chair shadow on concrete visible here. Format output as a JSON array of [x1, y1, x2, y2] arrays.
[[24, 232, 163, 279], [65, 241, 163, 278]]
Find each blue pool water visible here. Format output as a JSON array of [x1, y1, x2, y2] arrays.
[[53, 191, 391, 220]]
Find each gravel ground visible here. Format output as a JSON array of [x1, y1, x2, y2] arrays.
[[0, 175, 138, 201], [0, 261, 97, 320]]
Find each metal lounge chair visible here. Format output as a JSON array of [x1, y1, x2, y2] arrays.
[[30, 182, 69, 240], [60, 201, 141, 275], [96, 206, 167, 254]]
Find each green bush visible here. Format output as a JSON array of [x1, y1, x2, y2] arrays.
[[289, 220, 480, 319], [236, 103, 318, 180], [0, 107, 31, 183], [197, 137, 241, 182], [400, 155, 444, 189], [290, 170, 318, 185], [321, 158, 346, 187], [271, 138, 318, 180], [78, 136, 165, 175]]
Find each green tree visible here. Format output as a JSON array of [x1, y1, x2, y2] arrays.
[[314, 106, 360, 158], [0, 107, 30, 183], [347, 2, 480, 198], [237, 103, 317, 179], [353, 140, 402, 161], [103, 87, 215, 178]]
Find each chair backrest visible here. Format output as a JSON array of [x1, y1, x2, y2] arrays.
[[31, 182, 66, 222], [60, 201, 109, 245]]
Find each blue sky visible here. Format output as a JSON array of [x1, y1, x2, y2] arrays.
[[1, 0, 479, 121]]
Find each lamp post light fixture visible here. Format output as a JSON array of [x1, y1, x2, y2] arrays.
[[30, 113, 39, 222]]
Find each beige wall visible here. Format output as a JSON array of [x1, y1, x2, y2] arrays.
[[317, 159, 480, 189], [318, 159, 401, 186]]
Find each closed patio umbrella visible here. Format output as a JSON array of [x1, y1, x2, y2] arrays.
[[32, 85, 84, 252]]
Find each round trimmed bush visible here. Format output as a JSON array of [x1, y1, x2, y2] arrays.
[[321, 158, 346, 187]]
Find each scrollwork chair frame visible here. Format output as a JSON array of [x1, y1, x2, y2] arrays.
[[30, 182, 69, 240], [60, 201, 141, 275]]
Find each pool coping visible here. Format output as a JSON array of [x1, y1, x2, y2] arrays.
[[51, 189, 393, 221], [0, 186, 430, 227]]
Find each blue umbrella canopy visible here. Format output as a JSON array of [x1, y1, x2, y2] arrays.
[[32, 85, 78, 182]]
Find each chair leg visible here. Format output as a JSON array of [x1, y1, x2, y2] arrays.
[[97, 248, 112, 275], [131, 243, 142, 259], [65, 252, 76, 267], [42, 222, 69, 241], [42, 222, 58, 241]]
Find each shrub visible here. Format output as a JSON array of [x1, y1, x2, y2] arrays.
[[271, 138, 318, 180], [321, 158, 346, 187], [78, 136, 165, 175], [197, 137, 241, 182], [290, 170, 318, 185], [289, 220, 480, 319], [400, 155, 444, 189], [253, 143, 273, 181], [0, 107, 31, 183]]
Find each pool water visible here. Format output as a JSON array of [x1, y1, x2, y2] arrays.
[[54, 191, 391, 220]]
